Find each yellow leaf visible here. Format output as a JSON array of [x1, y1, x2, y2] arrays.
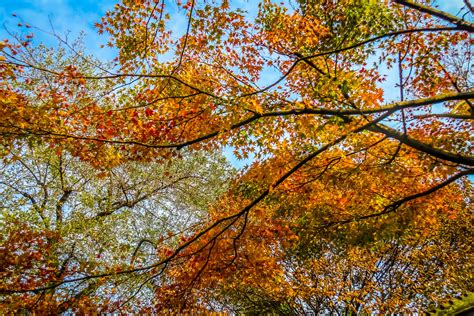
[[252, 99, 263, 114]]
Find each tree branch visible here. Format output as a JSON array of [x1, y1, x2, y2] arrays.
[[4, 91, 472, 151], [360, 168, 473, 220], [367, 123, 474, 166], [325, 168, 473, 226], [414, 113, 473, 120], [394, 0, 474, 32]]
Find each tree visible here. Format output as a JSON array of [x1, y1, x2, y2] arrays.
[[0, 41, 234, 312], [0, 143, 233, 313], [1, 0, 473, 313]]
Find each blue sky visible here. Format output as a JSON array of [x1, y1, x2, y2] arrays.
[[1, 0, 468, 60], [0, 0, 117, 60]]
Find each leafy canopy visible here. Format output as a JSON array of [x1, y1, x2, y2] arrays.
[[0, 0, 473, 313]]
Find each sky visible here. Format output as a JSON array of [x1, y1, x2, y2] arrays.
[[0, 0, 470, 169], [0, 0, 117, 60], [1, 0, 468, 46]]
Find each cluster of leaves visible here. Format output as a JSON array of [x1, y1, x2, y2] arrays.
[[0, 0, 473, 313]]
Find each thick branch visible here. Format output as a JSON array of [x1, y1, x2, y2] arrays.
[[274, 91, 474, 116], [5, 91, 472, 151], [394, 0, 474, 32], [55, 189, 72, 229], [465, 0, 474, 13], [368, 123, 474, 166]]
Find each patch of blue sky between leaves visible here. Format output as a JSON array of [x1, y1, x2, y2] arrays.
[[0, 0, 117, 61]]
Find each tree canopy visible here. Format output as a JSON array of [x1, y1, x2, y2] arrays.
[[0, 0, 473, 313]]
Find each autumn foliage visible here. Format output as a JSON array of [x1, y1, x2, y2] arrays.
[[0, 0, 473, 313]]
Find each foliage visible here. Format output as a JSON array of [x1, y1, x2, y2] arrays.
[[0, 0, 473, 313]]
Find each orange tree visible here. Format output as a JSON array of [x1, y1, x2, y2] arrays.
[[1, 0, 473, 313]]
